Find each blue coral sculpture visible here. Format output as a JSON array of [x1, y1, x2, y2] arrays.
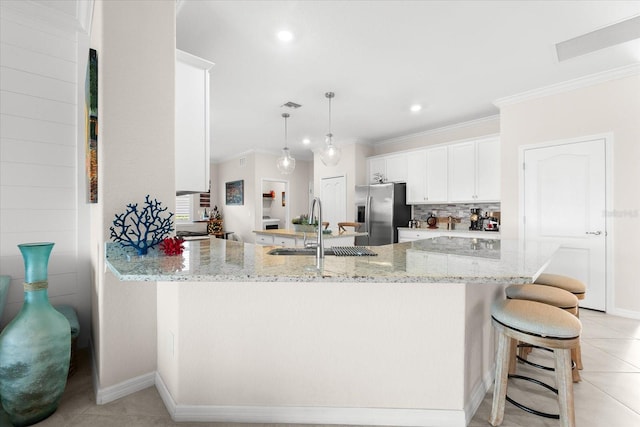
[[110, 195, 175, 255]]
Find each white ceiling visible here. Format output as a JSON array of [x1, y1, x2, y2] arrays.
[[175, 1, 640, 163]]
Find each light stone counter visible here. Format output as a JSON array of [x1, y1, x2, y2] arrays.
[[107, 236, 559, 425], [105, 236, 556, 284]]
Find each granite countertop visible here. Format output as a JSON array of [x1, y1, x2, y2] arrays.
[[253, 228, 367, 239], [398, 227, 501, 236], [105, 236, 557, 285]]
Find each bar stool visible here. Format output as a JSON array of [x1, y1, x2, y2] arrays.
[[535, 273, 586, 370], [490, 299, 581, 427], [505, 284, 581, 382], [535, 273, 586, 301]]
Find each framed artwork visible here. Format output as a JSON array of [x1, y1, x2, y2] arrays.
[[225, 180, 244, 205], [86, 48, 98, 203], [282, 191, 286, 207]]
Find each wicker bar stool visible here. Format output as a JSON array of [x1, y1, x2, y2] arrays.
[[490, 299, 581, 427], [505, 284, 581, 382], [535, 273, 586, 370]]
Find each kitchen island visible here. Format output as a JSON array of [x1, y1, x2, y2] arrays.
[[253, 228, 367, 247], [105, 237, 558, 426]]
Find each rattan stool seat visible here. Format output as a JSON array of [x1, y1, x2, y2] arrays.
[[535, 273, 586, 299], [506, 284, 579, 311]]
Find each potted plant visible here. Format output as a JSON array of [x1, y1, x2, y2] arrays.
[[291, 214, 318, 232]]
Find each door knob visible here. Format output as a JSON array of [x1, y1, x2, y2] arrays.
[[585, 231, 602, 235]]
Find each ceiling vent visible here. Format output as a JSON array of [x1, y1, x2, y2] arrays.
[[556, 15, 640, 62], [281, 101, 302, 109]]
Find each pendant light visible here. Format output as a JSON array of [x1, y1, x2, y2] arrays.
[[320, 91, 341, 167], [276, 113, 296, 174]]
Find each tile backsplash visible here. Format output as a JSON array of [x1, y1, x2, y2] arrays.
[[412, 203, 501, 228]]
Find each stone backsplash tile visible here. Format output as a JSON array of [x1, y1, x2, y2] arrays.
[[412, 203, 501, 228]]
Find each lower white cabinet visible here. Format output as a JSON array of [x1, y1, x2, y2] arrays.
[[254, 233, 355, 247], [398, 229, 440, 242], [274, 236, 297, 247], [255, 234, 274, 245], [398, 228, 501, 242]]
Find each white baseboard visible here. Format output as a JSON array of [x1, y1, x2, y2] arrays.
[[95, 371, 156, 405], [154, 373, 466, 427], [607, 306, 640, 320], [464, 364, 495, 424]]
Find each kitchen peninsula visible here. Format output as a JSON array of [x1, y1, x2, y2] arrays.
[[105, 237, 558, 426]]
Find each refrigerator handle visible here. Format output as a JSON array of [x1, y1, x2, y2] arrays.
[[365, 195, 372, 235]]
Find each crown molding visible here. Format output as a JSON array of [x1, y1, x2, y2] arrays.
[[494, 63, 640, 108], [373, 115, 500, 147]]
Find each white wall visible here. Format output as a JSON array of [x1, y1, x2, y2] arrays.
[[314, 142, 372, 224], [212, 152, 311, 242], [0, 2, 91, 346], [91, 0, 176, 389], [499, 72, 640, 316]]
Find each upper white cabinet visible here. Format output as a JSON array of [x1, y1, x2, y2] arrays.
[[175, 50, 214, 194], [367, 153, 407, 183], [406, 146, 448, 204], [475, 138, 501, 201], [448, 137, 500, 202]]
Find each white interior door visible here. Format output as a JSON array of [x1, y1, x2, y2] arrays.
[[523, 139, 607, 310], [320, 176, 347, 233]]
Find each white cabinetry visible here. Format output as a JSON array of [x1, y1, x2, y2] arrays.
[[255, 234, 274, 246], [274, 236, 297, 247], [367, 154, 407, 183], [398, 228, 500, 242], [175, 50, 214, 194], [448, 137, 500, 202], [406, 146, 448, 204], [476, 138, 501, 201], [398, 229, 440, 242]]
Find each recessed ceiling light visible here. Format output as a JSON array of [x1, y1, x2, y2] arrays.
[[410, 104, 422, 113], [302, 138, 311, 145], [277, 30, 294, 43]]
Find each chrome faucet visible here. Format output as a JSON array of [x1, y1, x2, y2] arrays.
[[308, 197, 324, 264]]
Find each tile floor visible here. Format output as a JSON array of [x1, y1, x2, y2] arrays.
[[2, 309, 638, 426]]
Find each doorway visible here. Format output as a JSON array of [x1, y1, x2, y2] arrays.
[[261, 179, 289, 230], [320, 175, 347, 233], [521, 136, 611, 311]]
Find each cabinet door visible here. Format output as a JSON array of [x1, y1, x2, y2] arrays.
[[175, 50, 214, 193], [448, 142, 476, 202], [274, 236, 297, 247], [476, 138, 500, 201], [255, 234, 274, 245], [425, 146, 448, 202], [368, 157, 386, 183], [406, 150, 427, 204], [385, 154, 407, 183]]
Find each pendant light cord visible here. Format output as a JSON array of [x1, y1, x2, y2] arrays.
[[282, 112, 290, 149]]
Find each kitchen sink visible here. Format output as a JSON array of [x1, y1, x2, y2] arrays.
[[267, 248, 333, 256], [267, 247, 377, 256]]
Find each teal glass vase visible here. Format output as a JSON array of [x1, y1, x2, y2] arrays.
[[0, 275, 10, 327], [0, 242, 70, 427]]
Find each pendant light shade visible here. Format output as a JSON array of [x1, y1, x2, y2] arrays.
[[320, 92, 341, 167], [276, 113, 296, 174]]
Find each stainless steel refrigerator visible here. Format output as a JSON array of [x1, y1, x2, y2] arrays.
[[355, 183, 411, 246]]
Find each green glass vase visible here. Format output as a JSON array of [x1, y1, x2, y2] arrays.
[[0, 242, 70, 427]]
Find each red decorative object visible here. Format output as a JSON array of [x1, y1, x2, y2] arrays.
[[159, 237, 185, 255]]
